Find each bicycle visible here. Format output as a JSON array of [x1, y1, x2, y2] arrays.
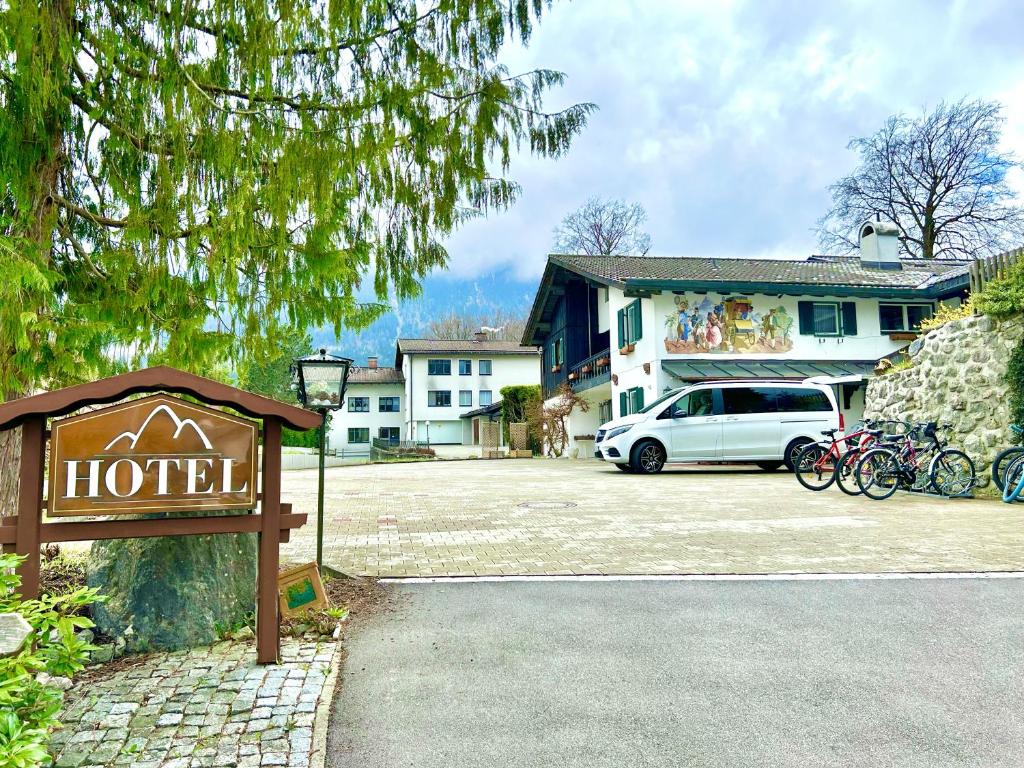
[[854, 422, 976, 500], [793, 420, 883, 492], [1002, 451, 1024, 502], [991, 425, 1024, 492]]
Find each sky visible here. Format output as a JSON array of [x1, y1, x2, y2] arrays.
[[326, 0, 1024, 360], [442, 0, 1024, 279]]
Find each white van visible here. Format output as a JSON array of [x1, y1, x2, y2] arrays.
[[595, 380, 841, 474]]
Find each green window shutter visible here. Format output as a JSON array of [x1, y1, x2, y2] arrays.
[[634, 387, 644, 411], [841, 302, 858, 336], [797, 301, 815, 335], [619, 391, 628, 415], [631, 300, 643, 341], [617, 308, 625, 348]]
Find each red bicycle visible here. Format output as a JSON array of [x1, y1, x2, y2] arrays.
[[794, 420, 887, 492]]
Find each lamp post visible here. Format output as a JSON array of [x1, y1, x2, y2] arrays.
[[425, 420, 431, 449], [292, 348, 352, 572]]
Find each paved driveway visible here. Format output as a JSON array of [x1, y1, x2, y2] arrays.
[[327, 578, 1024, 768], [280, 460, 1024, 576]]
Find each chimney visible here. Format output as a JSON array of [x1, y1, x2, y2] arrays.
[[367, 356, 378, 369], [859, 217, 902, 270], [473, 330, 487, 343]]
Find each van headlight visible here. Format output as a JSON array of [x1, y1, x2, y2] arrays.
[[605, 424, 633, 440]]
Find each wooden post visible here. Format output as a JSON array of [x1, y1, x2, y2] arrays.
[[257, 417, 282, 664], [15, 418, 45, 598]]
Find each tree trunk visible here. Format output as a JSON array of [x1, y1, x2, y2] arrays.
[[0, 429, 20, 519]]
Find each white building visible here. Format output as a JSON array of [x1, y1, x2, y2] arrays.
[[522, 226, 973, 457], [396, 333, 541, 445], [327, 358, 404, 454]]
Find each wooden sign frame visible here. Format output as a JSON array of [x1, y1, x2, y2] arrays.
[[278, 562, 329, 618], [0, 366, 322, 664]]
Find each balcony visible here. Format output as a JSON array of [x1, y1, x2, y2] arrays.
[[567, 349, 611, 393]]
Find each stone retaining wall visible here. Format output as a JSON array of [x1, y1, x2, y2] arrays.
[[864, 314, 1024, 480]]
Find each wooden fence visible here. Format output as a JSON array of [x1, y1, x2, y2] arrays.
[[969, 247, 1022, 295]]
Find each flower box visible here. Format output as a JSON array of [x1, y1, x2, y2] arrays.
[[581, 364, 592, 374], [551, 364, 562, 373], [596, 357, 610, 367], [567, 372, 578, 381], [618, 343, 635, 355]]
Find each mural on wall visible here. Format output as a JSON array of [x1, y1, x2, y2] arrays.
[[664, 294, 794, 354]]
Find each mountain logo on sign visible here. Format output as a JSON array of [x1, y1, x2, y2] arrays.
[[104, 404, 213, 451]]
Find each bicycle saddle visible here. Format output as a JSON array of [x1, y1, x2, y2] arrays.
[[821, 428, 839, 437]]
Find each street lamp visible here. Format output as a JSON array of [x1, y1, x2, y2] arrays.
[[292, 348, 352, 571], [424, 420, 431, 448]]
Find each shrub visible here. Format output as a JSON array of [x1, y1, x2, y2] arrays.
[[975, 258, 1024, 318], [917, 297, 975, 333], [0, 553, 103, 767], [1008, 338, 1024, 426]]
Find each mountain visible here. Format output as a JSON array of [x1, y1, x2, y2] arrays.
[[311, 269, 540, 366]]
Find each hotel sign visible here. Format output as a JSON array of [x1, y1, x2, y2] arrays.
[[48, 394, 258, 517]]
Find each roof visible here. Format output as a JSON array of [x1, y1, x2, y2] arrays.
[[0, 366, 322, 432], [661, 359, 876, 382], [461, 401, 503, 419], [551, 253, 971, 291], [346, 366, 405, 385], [523, 253, 972, 345], [395, 338, 540, 368]]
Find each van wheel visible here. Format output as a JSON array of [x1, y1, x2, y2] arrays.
[[784, 438, 814, 472], [631, 440, 666, 474], [757, 462, 783, 472]]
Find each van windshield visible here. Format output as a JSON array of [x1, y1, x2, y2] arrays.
[[637, 388, 685, 414]]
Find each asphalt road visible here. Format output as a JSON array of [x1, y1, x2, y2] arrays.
[[327, 578, 1024, 768]]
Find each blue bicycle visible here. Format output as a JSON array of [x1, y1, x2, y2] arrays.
[[993, 425, 1024, 493]]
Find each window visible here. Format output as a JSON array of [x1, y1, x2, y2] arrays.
[[723, 387, 778, 415], [348, 396, 369, 413], [378, 396, 400, 412], [549, 338, 563, 367], [479, 359, 492, 375], [626, 386, 644, 414], [459, 359, 472, 375], [428, 359, 451, 375], [347, 428, 370, 444], [798, 301, 857, 337], [617, 300, 643, 348], [669, 389, 714, 418], [479, 390, 493, 407], [776, 388, 832, 413], [599, 400, 613, 423], [812, 303, 840, 336], [459, 390, 473, 407], [378, 427, 400, 443], [428, 390, 451, 407], [879, 303, 934, 333]]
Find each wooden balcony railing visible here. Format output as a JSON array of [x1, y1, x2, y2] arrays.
[[567, 349, 611, 392]]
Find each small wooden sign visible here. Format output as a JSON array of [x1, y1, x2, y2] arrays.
[[278, 563, 329, 617], [48, 394, 258, 517], [0, 613, 32, 657]]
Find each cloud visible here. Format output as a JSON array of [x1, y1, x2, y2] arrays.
[[440, 0, 1024, 279]]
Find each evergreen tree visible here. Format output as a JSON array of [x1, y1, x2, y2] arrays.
[[0, 0, 592, 510]]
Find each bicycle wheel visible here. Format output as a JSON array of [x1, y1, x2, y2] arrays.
[[991, 446, 1024, 492], [1003, 454, 1024, 502], [794, 444, 837, 491], [855, 448, 902, 500], [929, 449, 976, 497], [833, 449, 864, 496]]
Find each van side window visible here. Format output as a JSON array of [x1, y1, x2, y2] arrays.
[[777, 388, 832, 412], [722, 387, 777, 415], [688, 389, 713, 416]]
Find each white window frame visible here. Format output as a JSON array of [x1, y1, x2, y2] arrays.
[[811, 302, 841, 337], [879, 302, 934, 333]]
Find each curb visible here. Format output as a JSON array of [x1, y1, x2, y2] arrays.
[[309, 640, 343, 768]]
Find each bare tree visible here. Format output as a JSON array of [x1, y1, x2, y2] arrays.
[[427, 310, 528, 341], [553, 197, 652, 255], [528, 382, 590, 457], [818, 99, 1024, 260]]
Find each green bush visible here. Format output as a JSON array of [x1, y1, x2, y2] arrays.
[[1008, 338, 1024, 426], [0, 554, 103, 767], [975, 258, 1024, 318], [499, 385, 541, 447]]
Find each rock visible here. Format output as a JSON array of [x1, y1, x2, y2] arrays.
[[90, 645, 115, 664], [231, 626, 254, 641], [74, 629, 94, 645], [88, 514, 257, 652]]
